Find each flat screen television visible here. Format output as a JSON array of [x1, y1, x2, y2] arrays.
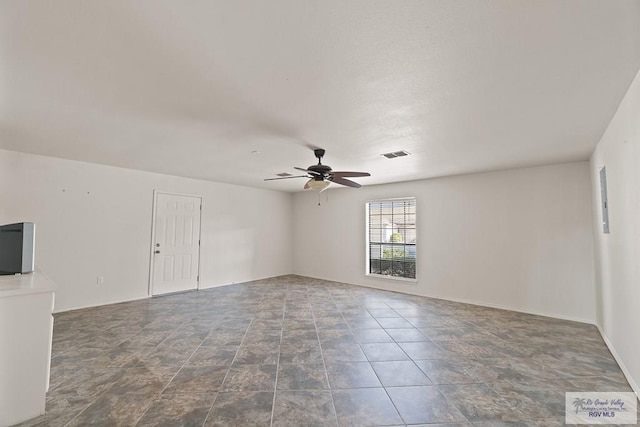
[[0, 222, 35, 275]]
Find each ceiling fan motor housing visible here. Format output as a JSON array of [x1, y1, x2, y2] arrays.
[[309, 148, 332, 178], [308, 164, 332, 175]]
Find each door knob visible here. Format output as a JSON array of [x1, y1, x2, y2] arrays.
[[154, 250, 160, 254]]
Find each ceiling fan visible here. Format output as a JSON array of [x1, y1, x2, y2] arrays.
[[264, 148, 370, 191]]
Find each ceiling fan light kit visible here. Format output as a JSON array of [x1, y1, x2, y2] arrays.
[[306, 179, 330, 192]]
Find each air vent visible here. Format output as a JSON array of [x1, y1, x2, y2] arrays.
[[382, 150, 410, 159], [276, 172, 293, 177]]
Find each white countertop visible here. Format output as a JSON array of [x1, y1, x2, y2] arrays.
[[0, 269, 56, 298]]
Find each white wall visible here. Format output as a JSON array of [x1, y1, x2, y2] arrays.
[[293, 162, 596, 323], [590, 67, 640, 395], [0, 149, 293, 312]]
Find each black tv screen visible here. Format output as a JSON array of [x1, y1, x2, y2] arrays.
[[0, 222, 35, 275]]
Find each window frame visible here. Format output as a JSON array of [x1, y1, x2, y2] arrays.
[[365, 197, 417, 282]]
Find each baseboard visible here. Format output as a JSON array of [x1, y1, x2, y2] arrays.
[[53, 294, 150, 314], [597, 325, 640, 399], [54, 272, 295, 314], [198, 281, 236, 290], [425, 294, 596, 325], [198, 272, 294, 291], [296, 272, 595, 325]]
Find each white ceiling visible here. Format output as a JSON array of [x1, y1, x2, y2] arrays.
[[1, 1, 640, 192]]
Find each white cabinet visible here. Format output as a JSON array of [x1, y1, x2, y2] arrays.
[[0, 271, 55, 427]]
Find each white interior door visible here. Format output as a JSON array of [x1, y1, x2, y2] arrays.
[[151, 192, 202, 295]]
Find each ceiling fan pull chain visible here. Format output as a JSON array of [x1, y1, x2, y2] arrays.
[[317, 188, 329, 206]]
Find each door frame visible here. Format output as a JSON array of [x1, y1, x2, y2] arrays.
[[148, 190, 204, 296]]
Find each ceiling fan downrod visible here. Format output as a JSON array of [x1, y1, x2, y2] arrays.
[[314, 148, 325, 164]]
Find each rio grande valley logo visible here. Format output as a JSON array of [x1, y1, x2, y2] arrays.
[[566, 392, 637, 424]]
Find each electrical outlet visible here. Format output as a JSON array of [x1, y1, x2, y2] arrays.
[[97, 276, 104, 285]]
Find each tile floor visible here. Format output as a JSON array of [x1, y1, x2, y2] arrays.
[[18, 275, 638, 426]]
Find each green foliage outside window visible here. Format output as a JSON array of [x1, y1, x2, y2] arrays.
[[383, 247, 408, 259], [390, 232, 403, 243]]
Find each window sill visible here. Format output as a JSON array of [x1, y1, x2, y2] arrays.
[[366, 273, 417, 284]]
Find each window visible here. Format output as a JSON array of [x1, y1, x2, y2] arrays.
[[366, 198, 416, 279]]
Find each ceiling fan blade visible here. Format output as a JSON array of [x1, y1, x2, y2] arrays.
[[329, 176, 361, 188], [330, 171, 371, 178], [264, 175, 309, 181], [294, 166, 321, 176], [303, 178, 313, 189]]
